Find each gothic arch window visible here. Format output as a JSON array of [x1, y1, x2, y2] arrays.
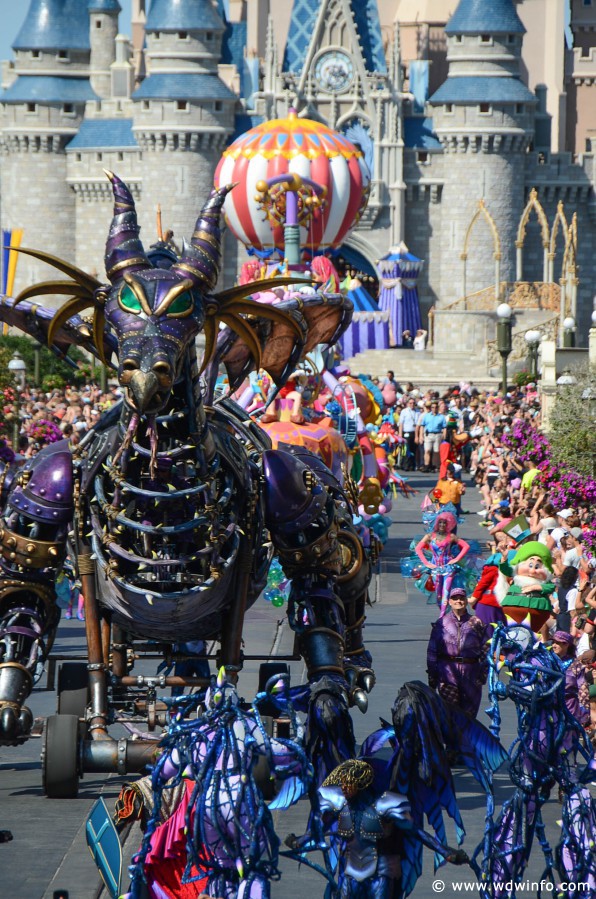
[[516, 188, 549, 282], [460, 199, 502, 305], [548, 200, 570, 284]]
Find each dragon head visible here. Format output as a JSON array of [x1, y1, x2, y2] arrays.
[[101, 173, 232, 415]]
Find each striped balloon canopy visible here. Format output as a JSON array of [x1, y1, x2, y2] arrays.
[[214, 110, 370, 254]]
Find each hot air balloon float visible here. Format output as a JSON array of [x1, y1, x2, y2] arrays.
[[214, 110, 394, 520]]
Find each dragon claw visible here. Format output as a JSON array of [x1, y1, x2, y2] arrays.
[[352, 689, 368, 713], [0, 704, 32, 746], [362, 673, 375, 694]]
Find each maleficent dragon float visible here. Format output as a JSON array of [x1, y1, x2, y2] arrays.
[[0, 172, 376, 795]]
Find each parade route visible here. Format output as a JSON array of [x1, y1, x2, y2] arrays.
[[0, 471, 587, 899]]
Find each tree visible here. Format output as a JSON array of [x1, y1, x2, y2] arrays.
[[0, 335, 91, 389], [548, 366, 596, 478]]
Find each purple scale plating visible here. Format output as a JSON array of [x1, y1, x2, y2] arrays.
[[262, 450, 326, 532], [9, 446, 73, 524]]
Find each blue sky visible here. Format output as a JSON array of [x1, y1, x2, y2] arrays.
[[0, 0, 133, 64]]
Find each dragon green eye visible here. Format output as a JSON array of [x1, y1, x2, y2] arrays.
[[167, 291, 194, 316], [119, 284, 143, 314]]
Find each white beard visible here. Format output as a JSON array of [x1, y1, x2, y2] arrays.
[[513, 574, 550, 590], [494, 572, 510, 605]]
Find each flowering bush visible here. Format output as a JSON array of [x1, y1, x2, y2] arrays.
[[501, 419, 550, 466], [513, 369, 536, 388], [503, 419, 596, 515], [26, 419, 63, 447]]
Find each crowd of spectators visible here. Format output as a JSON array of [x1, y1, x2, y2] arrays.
[[377, 373, 596, 750], [3, 382, 124, 457]]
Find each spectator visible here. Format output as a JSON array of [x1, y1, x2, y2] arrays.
[[551, 631, 590, 726], [398, 397, 419, 471], [413, 328, 428, 351], [417, 400, 446, 472]]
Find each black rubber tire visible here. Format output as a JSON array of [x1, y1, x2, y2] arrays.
[[57, 662, 89, 717], [42, 714, 80, 798]]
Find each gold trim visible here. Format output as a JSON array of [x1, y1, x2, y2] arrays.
[[107, 257, 149, 278], [122, 273, 152, 316], [462, 199, 501, 262], [153, 278, 195, 318], [517, 187, 550, 249]]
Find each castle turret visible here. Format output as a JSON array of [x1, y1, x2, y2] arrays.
[[131, 0, 236, 241], [0, 0, 96, 299], [428, 0, 537, 304], [88, 0, 121, 99]]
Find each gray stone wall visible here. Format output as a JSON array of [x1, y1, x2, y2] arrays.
[[136, 148, 224, 249], [67, 146, 142, 279], [0, 150, 75, 303]]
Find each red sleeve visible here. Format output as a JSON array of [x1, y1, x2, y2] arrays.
[[472, 566, 496, 600]]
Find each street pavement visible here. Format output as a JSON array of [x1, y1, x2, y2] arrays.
[[0, 470, 590, 898]]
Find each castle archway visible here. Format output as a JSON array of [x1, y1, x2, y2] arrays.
[[516, 188, 549, 282], [460, 199, 502, 306]]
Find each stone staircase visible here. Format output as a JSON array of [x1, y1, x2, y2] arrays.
[[343, 347, 501, 390]]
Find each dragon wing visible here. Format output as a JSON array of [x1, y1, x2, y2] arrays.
[[213, 291, 352, 392], [0, 295, 117, 367]]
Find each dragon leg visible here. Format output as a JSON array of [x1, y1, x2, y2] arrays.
[[335, 520, 376, 709], [0, 447, 73, 744]]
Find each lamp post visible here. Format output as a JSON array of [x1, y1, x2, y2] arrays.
[[8, 351, 26, 451], [524, 329, 541, 380], [496, 302, 513, 393], [556, 370, 577, 387], [33, 341, 41, 386], [562, 316, 576, 348]]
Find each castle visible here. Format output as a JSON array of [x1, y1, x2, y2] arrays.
[[1, 0, 595, 364]]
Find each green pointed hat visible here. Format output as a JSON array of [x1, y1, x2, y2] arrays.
[[510, 541, 553, 573]]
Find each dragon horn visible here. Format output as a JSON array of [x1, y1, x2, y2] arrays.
[[172, 183, 235, 292], [216, 665, 226, 688], [104, 171, 151, 284]]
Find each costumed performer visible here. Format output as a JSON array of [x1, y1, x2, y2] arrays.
[[500, 541, 556, 633], [468, 530, 511, 627], [119, 670, 311, 899], [426, 587, 491, 718], [415, 511, 470, 615]]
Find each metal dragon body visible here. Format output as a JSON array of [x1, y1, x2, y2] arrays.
[[0, 174, 375, 795]]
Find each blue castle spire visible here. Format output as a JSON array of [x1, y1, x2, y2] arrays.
[[145, 0, 225, 32], [13, 0, 91, 52], [283, 0, 386, 74], [87, 0, 121, 11], [445, 0, 525, 35]]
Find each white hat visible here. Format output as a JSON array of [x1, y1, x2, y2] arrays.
[[74, 421, 87, 432], [557, 509, 573, 519]]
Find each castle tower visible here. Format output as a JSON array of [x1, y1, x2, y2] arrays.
[[256, 0, 403, 269], [0, 0, 96, 298], [89, 0, 121, 99], [428, 0, 537, 305], [131, 0, 236, 242]]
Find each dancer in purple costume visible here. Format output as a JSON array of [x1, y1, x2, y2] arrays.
[[125, 669, 312, 899], [427, 587, 491, 717], [480, 623, 596, 898], [415, 512, 470, 615]]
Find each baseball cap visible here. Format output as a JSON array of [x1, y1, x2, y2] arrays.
[[552, 631, 574, 645], [541, 517, 557, 531], [557, 509, 573, 520], [569, 527, 583, 540]]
